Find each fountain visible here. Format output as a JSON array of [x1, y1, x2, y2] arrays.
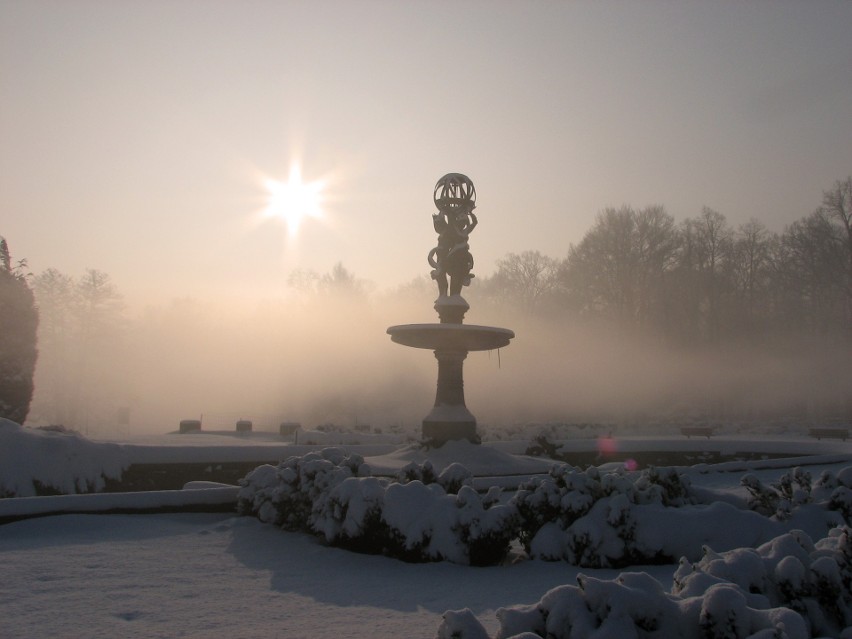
[[387, 174, 514, 445]]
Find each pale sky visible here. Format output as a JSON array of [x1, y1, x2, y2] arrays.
[[3, 0, 851, 308]]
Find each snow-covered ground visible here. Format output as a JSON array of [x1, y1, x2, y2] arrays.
[[2, 510, 669, 639], [1, 419, 851, 638]]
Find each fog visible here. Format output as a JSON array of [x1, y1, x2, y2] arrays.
[[26, 281, 852, 438], [465, 310, 852, 429]]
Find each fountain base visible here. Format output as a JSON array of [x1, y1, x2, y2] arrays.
[[422, 409, 478, 444]]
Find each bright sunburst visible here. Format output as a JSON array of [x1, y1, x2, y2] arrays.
[[261, 165, 325, 237]]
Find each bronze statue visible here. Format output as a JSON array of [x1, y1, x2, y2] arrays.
[[428, 173, 478, 297]]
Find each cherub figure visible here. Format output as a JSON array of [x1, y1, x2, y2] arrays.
[[428, 209, 477, 297]]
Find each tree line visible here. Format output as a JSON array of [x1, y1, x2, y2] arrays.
[[478, 176, 852, 344]]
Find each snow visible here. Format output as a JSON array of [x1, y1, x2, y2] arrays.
[[0, 486, 238, 521], [0, 419, 128, 496], [1, 420, 851, 637], [1, 512, 647, 639]]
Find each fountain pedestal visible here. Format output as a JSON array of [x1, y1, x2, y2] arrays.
[[387, 321, 514, 444], [424, 350, 475, 442]]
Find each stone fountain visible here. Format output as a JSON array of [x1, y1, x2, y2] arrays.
[[387, 174, 514, 445]]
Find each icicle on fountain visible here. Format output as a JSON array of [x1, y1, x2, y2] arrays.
[[387, 173, 514, 445]]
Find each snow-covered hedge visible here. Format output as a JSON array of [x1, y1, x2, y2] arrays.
[[0, 418, 127, 497], [436, 527, 852, 639], [511, 463, 786, 567], [742, 466, 852, 527], [237, 450, 517, 565], [674, 527, 852, 637], [240, 452, 852, 570]]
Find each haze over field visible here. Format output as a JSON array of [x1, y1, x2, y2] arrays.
[[2, 1, 851, 435], [19, 289, 852, 437]]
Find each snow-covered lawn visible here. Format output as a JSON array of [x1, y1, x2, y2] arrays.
[[1, 511, 654, 639], [1, 419, 851, 638]]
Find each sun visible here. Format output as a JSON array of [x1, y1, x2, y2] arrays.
[[261, 165, 325, 237]]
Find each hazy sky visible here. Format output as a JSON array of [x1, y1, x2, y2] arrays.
[[3, 0, 851, 308]]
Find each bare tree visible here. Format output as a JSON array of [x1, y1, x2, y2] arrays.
[[487, 250, 561, 313], [29, 268, 125, 429], [818, 176, 852, 329], [676, 208, 734, 341], [31, 268, 75, 425], [632, 206, 679, 328], [562, 206, 677, 329], [729, 219, 774, 334], [288, 263, 370, 301], [318, 262, 368, 299], [772, 210, 848, 334]]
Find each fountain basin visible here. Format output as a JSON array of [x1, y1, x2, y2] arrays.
[[387, 324, 514, 351]]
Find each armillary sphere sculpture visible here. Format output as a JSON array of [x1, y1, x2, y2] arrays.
[[429, 173, 477, 299], [387, 173, 514, 445]]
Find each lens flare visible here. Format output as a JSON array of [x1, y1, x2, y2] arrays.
[[261, 165, 325, 237], [597, 434, 618, 456]]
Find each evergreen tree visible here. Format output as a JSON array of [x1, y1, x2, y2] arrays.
[[0, 237, 39, 424]]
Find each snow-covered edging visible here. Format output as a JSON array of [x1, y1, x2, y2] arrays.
[[436, 527, 852, 639], [0, 484, 239, 524], [0, 419, 129, 497]]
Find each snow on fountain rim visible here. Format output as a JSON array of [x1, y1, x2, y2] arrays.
[[387, 323, 514, 351]]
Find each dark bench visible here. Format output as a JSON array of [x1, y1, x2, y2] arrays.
[[680, 426, 714, 439], [179, 419, 201, 433], [808, 427, 849, 441]]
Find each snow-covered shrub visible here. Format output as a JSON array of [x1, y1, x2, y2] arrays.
[[396, 460, 438, 485], [310, 475, 387, 553], [743, 466, 852, 527], [512, 463, 701, 567], [742, 474, 781, 517], [512, 464, 603, 554], [438, 463, 473, 494], [436, 608, 490, 639], [437, 563, 810, 639], [634, 465, 694, 506], [371, 480, 516, 565], [830, 487, 852, 522], [454, 485, 517, 566], [749, 467, 813, 521], [674, 527, 852, 637], [817, 469, 840, 491], [239, 450, 516, 565], [562, 493, 638, 568], [824, 467, 852, 523], [396, 460, 473, 495], [776, 468, 812, 504], [437, 529, 852, 638], [237, 447, 368, 531]]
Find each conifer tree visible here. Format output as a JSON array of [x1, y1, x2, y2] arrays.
[[0, 237, 39, 423]]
